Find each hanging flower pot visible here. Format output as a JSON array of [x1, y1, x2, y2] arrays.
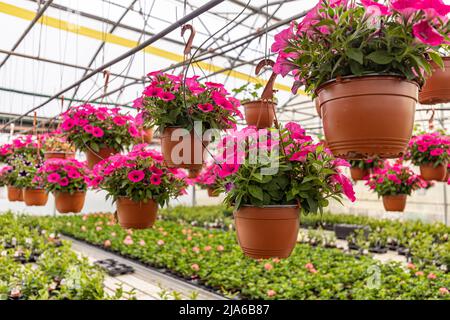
[[315, 99, 321, 118], [54, 191, 86, 214], [243, 100, 275, 129], [382, 195, 407, 212], [42, 134, 76, 160], [207, 187, 219, 197], [7, 186, 23, 202], [116, 198, 158, 229], [219, 123, 356, 259], [37, 159, 90, 214], [85, 147, 118, 169], [44, 152, 75, 160], [350, 167, 370, 181], [90, 145, 188, 230], [160, 127, 207, 171], [234, 205, 300, 259], [420, 163, 447, 181], [60, 104, 140, 169], [141, 128, 154, 144], [270, 2, 448, 159], [419, 57, 450, 105], [317, 76, 418, 159], [23, 189, 48, 206]]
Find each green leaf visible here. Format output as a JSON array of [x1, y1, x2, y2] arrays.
[[367, 51, 394, 65], [346, 48, 364, 65], [248, 185, 264, 201]]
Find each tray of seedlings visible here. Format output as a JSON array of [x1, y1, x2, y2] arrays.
[[94, 259, 135, 276]]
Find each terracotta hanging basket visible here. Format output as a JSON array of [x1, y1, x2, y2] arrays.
[[160, 127, 207, 171], [85, 147, 117, 169], [420, 163, 447, 181], [116, 197, 158, 229], [243, 100, 276, 129], [350, 167, 370, 181], [419, 57, 450, 105], [317, 75, 418, 159], [382, 195, 407, 212], [44, 151, 75, 160], [7, 186, 23, 202], [54, 191, 86, 214], [315, 99, 321, 118], [23, 189, 48, 206], [243, 59, 278, 129], [207, 187, 219, 197], [142, 128, 154, 144], [234, 205, 300, 259]]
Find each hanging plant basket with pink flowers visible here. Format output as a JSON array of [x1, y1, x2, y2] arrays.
[[272, 0, 450, 159], [90, 144, 188, 229], [366, 161, 431, 212], [219, 123, 356, 259], [195, 162, 223, 197], [137, 71, 242, 170], [36, 159, 90, 213], [42, 131, 76, 160], [60, 104, 142, 169], [348, 158, 384, 181], [405, 132, 450, 181]]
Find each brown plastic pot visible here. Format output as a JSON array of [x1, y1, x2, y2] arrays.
[[317, 76, 418, 159], [116, 197, 158, 229], [350, 167, 370, 181], [23, 189, 48, 206], [54, 191, 86, 214], [382, 195, 407, 212], [160, 127, 207, 171], [188, 168, 201, 179], [315, 99, 321, 118], [207, 187, 219, 197], [7, 186, 23, 202], [243, 100, 276, 129], [44, 152, 75, 160], [142, 128, 154, 144], [234, 205, 299, 259], [85, 147, 117, 169], [419, 57, 450, 105], [420, 163, 447, 181]]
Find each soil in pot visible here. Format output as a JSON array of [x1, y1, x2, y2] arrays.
[[419, 57, 450, 105], [317, 76, 418, 159], [382, 195, 407, 212], [7, 186, 23, 202], [85, 147, 117, 169], [54, 191, 86, 214], [23, 189, 48, 206], [234, 205, 299, 259], [116, 198, 158, 229], [160, 127, 207, 171], [420, 163, 447, 181], [243, 100, 276, 129], [350, 167, 370, 181], [44, 152, 75, 160]]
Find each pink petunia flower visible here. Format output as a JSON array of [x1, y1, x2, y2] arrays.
[[197, 103, 214, 113], [128, 170, 145, 183], [413, 20, 445, 46]]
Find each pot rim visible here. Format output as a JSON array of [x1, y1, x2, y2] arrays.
[[242, 99, 278, 106], [239, 204, 299, 208], [316, 74, 420, 95], [44, 151, 75, 154]]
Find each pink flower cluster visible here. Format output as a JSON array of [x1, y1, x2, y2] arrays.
[[36, 158, 90, 191], [0, 135, 39, 159], [61, 104, 142, 140], [366, 161, 431, 195], [407, 132, 450, 165], [195, 163, 222, 188]]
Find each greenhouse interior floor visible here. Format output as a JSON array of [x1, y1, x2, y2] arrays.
[[66, 236, 224, 300]]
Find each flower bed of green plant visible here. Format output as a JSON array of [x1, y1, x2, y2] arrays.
[[23, 212, 450, 300], [0, 213, 129, 300]]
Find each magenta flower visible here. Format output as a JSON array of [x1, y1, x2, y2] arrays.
[[61, 119, 75, 131], [159, 91, 176, 102], [430, 148, 444, 156], [128, 170, 145, 183], [59, 177, 69, 187], [331, 174, 356, 202], [143, 86, 162, 97], [67, 170, 81, 179], [150, 174, 161, 185], [83, 125, 94, 133], [197, 103, 214, 113], [413, 20, 445, 46], [47, 173, 61, 183], [113, 116, 127, 126], [128, 126, 140, 138], [361, 0, 391, 16], [92, 127, 104, 138], [271, 24, 293, 53]]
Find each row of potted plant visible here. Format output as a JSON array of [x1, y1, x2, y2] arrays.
[[0, 213, 130, 300], [272, 0, 450, 159], [26, 213, 450, 300]]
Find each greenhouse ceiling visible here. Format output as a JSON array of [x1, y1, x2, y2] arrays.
[[0, 0, 447, 136]]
